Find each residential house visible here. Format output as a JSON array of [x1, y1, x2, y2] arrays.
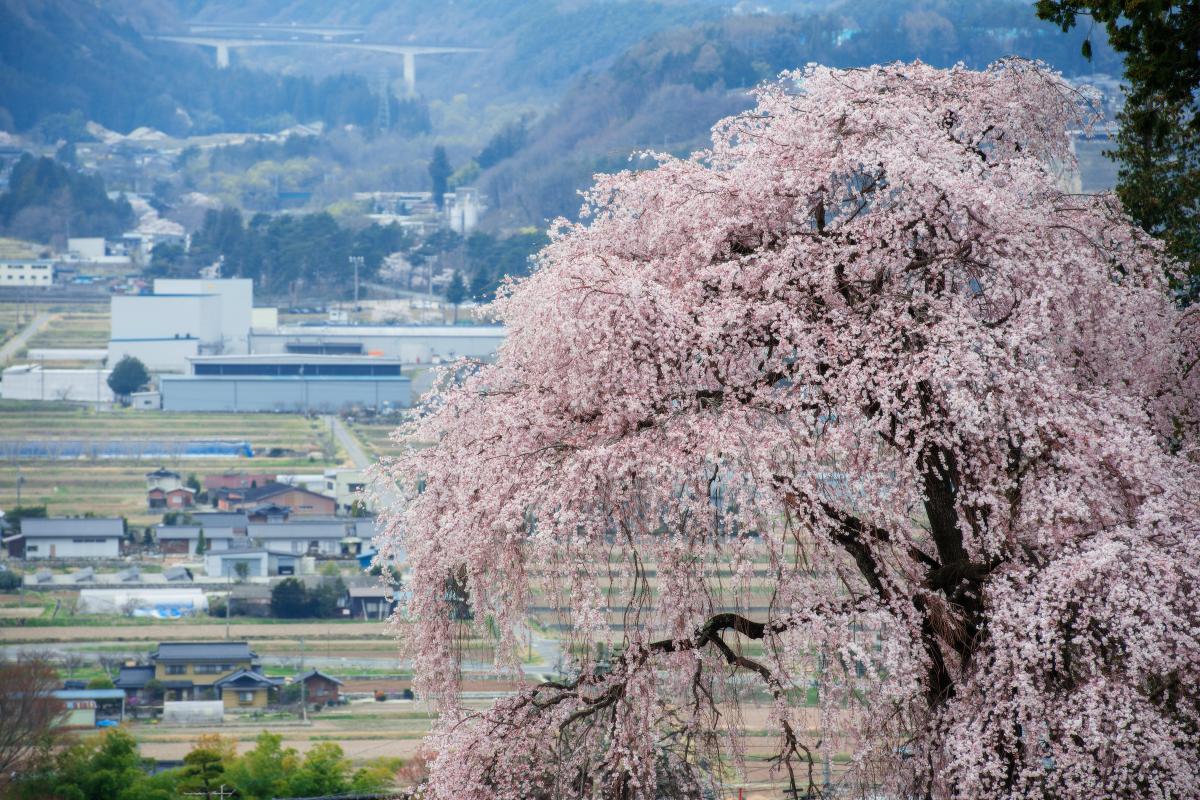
[[17, 518, 124, 560], [114, 665, 156, 705], [156, 525, 236, 555], [145, 468, 183, 492], [247, 520, 347, 556], [203, 546, 304, 578], [146, 468, 194, 510], [204, 471, 277, 493], [215, 669, 283, 710], [149, 642, 278, 706], [148, 486, 195, 510], [298, 669, 343, 705], [324, 468, 375, 514], [215, 482, 336, 516]]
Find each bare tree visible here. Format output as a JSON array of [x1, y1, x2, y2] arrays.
[[60, 651, 86, 678], [0, 655, 67, 790]]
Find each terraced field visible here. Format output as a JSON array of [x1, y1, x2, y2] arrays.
[[23, 308, 111, 351], [0, 403, 347, 524]]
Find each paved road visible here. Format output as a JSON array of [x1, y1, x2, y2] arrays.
[[0, 311, 51, 364], [328, 415, 372, 468]]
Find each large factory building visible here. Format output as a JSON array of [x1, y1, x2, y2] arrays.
[[160, 354, 411, 413], [249, 324, 506, 363]]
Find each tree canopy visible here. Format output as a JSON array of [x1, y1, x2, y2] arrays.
[[106, 356, 150, 399], [383, 61, 1200, 799]]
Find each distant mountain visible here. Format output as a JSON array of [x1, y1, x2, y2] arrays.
[[476, 2, 1123, 226], [0, 0, 394, 135]]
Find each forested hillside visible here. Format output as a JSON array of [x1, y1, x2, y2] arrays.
[[478, 3, 1121, 224]]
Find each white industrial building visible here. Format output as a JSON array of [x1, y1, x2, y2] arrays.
[[0, 259, 54, 286], [249, 324, 506, 363], [155, 279, 253, 354], [107, 336, 199, 372], [17, 517, 124, 560], [159, 354, 411, 412], [107, 278, 253, 373], [0, 364, 114, 403]]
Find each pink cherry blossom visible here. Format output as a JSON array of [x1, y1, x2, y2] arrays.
[[376, 59, 1200, 799]]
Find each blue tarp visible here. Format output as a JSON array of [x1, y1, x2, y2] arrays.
[[0, 440, 254, 460]]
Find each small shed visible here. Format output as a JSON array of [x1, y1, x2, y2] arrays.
[[298, 669, 343, 705], [53, 688, 126, 726]]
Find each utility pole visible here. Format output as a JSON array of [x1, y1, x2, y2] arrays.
[[224, 576, 231, 640], [299, 636, 308, 723], [348, 255, 363, 310]]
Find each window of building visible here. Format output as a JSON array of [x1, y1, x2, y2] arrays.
[[238, 691, 254, 704], [166, 664, 187, 675], [26, 545, 38, 553]]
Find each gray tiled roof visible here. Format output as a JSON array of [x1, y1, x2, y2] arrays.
[[214, 669, 282, 688], [155, 642, 255, 662], [247, 522, 347, 540], [186, 513, 249, 528], [115, 665, 155, 689], [156, 525, 236, 540], [23, 517, 124, 538]]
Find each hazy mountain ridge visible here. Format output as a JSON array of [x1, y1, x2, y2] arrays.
[[477, 3, 1120, 226]]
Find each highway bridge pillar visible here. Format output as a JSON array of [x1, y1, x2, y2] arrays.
[[402, 51, 416, 96], [216, 43, 230, 69]]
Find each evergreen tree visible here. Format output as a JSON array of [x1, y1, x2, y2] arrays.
[[106, 356, 150, 401], [445, 270, 467, 322], [429, 145, 452, 210], [1037, 1, 1200, 299]]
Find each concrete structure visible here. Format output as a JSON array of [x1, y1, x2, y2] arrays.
[[160, 354, 411, 412], [107, 278, 253, 372], [444, 187, 482, 234], [155, 279, 253, 354], [107, 337, 199, 372], [111, 294, 222, 344], [325, 468, 372, 514], [149, 33, 483, 95], [0, 365, 114, 403], [131, 390, 161, 409], [67, 238, 107, 260], [17, 517, 123, 560], [0, 259, 54, 286], [251, 307, 278, 331]]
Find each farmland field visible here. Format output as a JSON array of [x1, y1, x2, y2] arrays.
[[23, 308, 111, 351], [0, 402, 350, 524]]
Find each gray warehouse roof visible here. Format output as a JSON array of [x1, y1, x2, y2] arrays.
[[22, 518, 124, 538], [155, 642, 256, 662]]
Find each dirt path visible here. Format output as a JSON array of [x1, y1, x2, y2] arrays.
[[0, 311, 50, 364]]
